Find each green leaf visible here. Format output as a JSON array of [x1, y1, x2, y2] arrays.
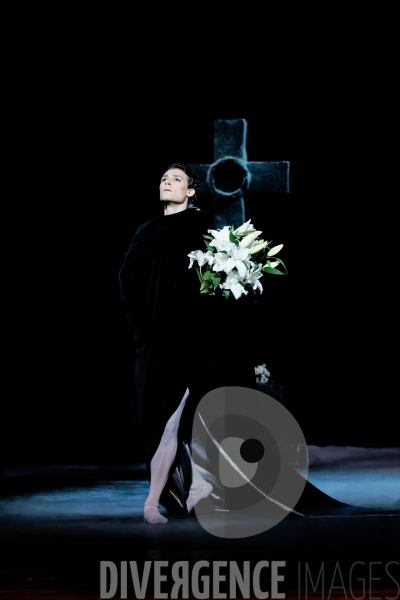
[[202, 270, 213, 280], [262, 266, 285, 275], [229, 226, 239, 245], [203, 234, 213, 240], [204, 240, 211, 251], [273, 257, 288, 275], [209, 272, 221, 290], [222, 289, 231, 300], [200, 279, 213, 293]]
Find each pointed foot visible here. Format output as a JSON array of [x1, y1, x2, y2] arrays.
[[187, 482, 213, 513]]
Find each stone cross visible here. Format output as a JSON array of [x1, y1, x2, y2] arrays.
[[189, 119, 290, 229]]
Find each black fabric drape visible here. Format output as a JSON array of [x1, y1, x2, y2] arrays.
[[119, 207, 257, 512]]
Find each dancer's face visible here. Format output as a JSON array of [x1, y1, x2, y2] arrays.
[[160, 168, 195, 210]]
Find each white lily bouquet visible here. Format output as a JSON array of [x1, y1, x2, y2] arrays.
[[188, 219, 287, 300]]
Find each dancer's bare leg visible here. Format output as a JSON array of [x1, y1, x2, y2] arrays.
[[144, 388, 190, 524]]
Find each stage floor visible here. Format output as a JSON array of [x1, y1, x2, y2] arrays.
[[1, 446, 399, 598]]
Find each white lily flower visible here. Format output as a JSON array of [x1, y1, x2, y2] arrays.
[[211, 252, 230, 272], [219, 269, 248, 299], [209, 238, 230, 252], [230, 283, 248, 299], [188, 250, 215, 268], [234, 219, 255, 235], [212, 244, 249, 277], [239, 230, 263, 248], [245, 263, 264, 293], [207, 226, 232, 251]]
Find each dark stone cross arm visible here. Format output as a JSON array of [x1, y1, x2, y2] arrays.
[[194, 161, 290, 195], [247, 161, 290, 193]]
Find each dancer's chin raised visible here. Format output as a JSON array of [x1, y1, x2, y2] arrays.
[[186, 482, 213, 513]]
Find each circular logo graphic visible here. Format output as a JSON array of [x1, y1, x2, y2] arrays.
[[191, 386, 309, 538]]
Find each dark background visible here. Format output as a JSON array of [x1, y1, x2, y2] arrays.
[[5, 27, 399, 468]]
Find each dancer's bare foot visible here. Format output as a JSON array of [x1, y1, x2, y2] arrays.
[[144, 502, 168, 524], [186, 482, 213, 513]]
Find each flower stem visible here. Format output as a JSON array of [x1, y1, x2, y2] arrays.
[[195, 265, 203, 284]]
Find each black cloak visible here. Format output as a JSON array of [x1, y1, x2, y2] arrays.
[[119, 206, 256, 512]]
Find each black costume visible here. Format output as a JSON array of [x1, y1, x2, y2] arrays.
[[119, 206, 256, 513]]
